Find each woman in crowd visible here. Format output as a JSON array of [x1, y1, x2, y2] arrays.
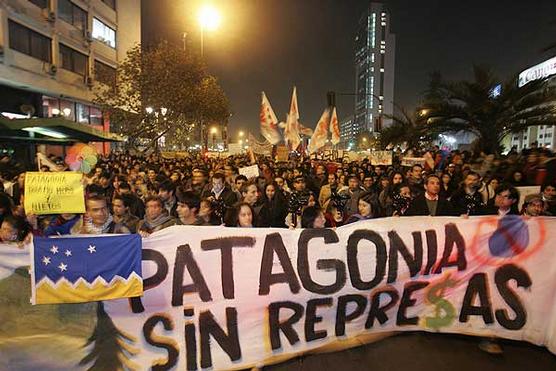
[[228, 202, 254, 228], [378, 171, 405, 216], [440, 172, 455, 200], [301, 206, 326, 228], [324, 201, 346, 228], [481, 177, 501, 206], [258, 182, 288, 228], [346, 192, 375, 224]]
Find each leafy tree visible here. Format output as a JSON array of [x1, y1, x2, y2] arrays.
[[94, 41, 230, 151], [381, 106, 436, 150], [422, 65, 556, 154]]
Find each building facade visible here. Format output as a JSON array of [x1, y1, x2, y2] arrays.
[[509, 55, 556, 151], [347, 1, 395, 147], [0, 0, 140, 154]]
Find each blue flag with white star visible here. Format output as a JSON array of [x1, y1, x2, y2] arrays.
[[31, 234, 143, 304]]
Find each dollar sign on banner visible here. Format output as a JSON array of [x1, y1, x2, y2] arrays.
[[423, 273, 458, 330]]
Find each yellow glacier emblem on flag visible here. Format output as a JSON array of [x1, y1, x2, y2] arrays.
[[35, 273, 143, 304]]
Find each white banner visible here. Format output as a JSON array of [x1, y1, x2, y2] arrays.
[[102, 216, 556, 370], [369, 151, 393, 165]]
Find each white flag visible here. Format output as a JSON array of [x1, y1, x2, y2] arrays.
[[308, 108, 330, 153], [284, 86, 302, 150], [37, 152, 60, 171], [260, 92, 281, 145], [330, 107, 340, 145]]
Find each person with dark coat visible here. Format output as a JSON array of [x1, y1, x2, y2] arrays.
[[118, 182, 145, 219], [201, 172, 239, 209], [257, 182, 288, 228], [481, 183, 520, 216], [450, 171, 485, 215], [406, 174, 456, 216]]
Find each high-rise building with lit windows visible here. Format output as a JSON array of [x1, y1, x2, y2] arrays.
[[348, 2, 395, 146]]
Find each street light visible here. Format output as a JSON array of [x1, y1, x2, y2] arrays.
[[239, 131, 244, 138], [198, 4, 221, 57]]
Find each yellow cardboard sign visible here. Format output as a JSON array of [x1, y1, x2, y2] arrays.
[[24, 172, 85, 215]]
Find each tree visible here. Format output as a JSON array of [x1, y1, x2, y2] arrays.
[[422, 65, 556, 154], [381, 106, 436, 150], [94, 41, 230, 151], [79, 302, 138, 370], [355, 130, 381, 151]]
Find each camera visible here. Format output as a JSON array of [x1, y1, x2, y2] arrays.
[[288, 191, 311, 215]]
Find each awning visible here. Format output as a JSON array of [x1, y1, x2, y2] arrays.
[[0, 117, 125, 144]]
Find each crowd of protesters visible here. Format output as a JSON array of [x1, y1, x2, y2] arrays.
[[0, 142, 555, 244]]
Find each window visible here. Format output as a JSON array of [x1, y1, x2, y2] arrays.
[[29, 0, 48, 8], [8, 20, 51, 62], [90, 107, 102, 125], [94, 60, 116, 86], [59, 44, 88, 76], [101, 0, 116, 10], [58, 0, 87, 30], [92, 18, 116, 48], [60, 100, 75, 121], [76, 103, 89, 124]]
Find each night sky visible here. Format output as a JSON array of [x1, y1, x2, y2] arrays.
[[142, 0, 556, 137]]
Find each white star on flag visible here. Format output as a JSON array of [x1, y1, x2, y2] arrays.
[[65, 249, 72, 257], [58, 262, 67, 272], [88, 245, 96, 254], [42, 256, 51, 265], [50, 246, 59, 254]]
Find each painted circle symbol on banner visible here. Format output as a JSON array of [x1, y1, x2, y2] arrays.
[[468, 216, 546, 267], [488, 215, 529, 257]]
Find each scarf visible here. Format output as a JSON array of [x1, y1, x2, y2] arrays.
[[85, 215, 114, 235], [143, 213, 173, 230]]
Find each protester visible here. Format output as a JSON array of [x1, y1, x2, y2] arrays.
[[258, 182, 288, 228], [72, 195, 130, 234], [341, 175, 365, 217], [158, 180, 178, 218], [227, 202, 254, 228], [541, 182, 556, 215], [0, 214, 31, 243], [450, 171, 485, 216], [521, 194, 545, 216], [346, 192, 376, 224], [301, 205, 326, 228], [406, 174, 455, 216], [112, 194, 140, 233], [137, 196, 176, 237], [482, 183, 520, 216]]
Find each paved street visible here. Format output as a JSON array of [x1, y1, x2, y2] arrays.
[[265, 332, 556, 371]]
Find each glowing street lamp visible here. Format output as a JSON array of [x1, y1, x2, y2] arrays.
[[198, 4, 221, 56], [239, 131, 244, 138]]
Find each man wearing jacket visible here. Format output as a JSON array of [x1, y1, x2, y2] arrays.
[[406, 174, 456, 216]]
